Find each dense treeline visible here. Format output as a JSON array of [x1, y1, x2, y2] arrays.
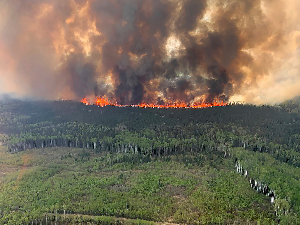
[[1, 99, 300, 147], [5, 120, 300, 169]]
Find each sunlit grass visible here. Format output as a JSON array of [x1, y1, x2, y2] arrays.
[[0, 147, 276, 224]]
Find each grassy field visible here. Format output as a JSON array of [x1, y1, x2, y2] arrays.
[[231, 147, 300, 224], [0, 145, 276, 224]]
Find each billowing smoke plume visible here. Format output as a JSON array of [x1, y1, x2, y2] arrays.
[[0, 0, 299, 104]]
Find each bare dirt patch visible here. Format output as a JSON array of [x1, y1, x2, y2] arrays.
[[0, 165, 18, 178]]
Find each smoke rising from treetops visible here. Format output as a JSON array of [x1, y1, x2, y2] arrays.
[[0, 0, 299, 104]]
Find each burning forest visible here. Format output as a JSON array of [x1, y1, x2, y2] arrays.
[[2, 1, 300, 223], [80, 96, 227, 108], [0, 0, 299, 104]]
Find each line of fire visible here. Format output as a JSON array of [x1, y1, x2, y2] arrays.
[[81, 97, 227, 108]]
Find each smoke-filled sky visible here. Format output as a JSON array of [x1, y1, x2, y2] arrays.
[[0, 0, 299, 104]]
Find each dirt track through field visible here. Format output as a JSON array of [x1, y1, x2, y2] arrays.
[[14, 153, 32, 189], [47, 212, 180, 225]]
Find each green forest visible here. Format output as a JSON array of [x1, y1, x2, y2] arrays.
[[1, 98, 300, 224]]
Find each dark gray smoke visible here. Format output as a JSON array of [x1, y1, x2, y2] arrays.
[[0, 0, 297, 104]]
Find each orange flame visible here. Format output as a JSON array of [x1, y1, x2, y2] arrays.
[[81, 98, 90, 105], [81, 97, 228, 109]]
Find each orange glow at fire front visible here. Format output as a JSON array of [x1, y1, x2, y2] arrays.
[[81, 97, 227, 109]]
